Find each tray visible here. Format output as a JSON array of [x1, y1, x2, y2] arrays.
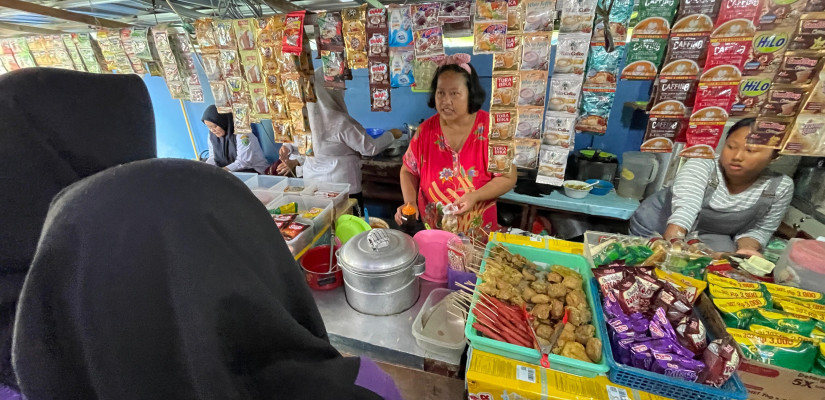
[[464, 241, 609, 378], [590, 278, 749, 400]]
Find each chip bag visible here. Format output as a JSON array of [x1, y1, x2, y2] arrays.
[[727, 327, 818, 372]]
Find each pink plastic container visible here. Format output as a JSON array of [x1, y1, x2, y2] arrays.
[[413, 230, 458, 283]]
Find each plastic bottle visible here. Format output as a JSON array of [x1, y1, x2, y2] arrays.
[[400, 203, 417, 235]]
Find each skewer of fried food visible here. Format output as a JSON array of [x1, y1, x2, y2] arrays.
[[454, 289, 498, 317]]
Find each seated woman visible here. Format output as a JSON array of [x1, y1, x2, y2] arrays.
[[395, 54, 517, 236], [202, 105, 270, 174], [629, 118, 794, 255], [13, 159, 402, 400]]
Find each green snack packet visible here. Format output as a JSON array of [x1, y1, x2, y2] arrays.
[[621, 37, 668, 80], [749, 308, 816, 336], [728, 327, 818, 372], [635, 0, 679, 24], [814, 343, 825, 376]]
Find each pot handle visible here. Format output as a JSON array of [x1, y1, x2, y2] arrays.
[[413, 254, 426, 276]]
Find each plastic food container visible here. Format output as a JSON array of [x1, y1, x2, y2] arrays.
[[590, 278, 749, 400], [231, 172, 257, 182], [245, 175, 287, 191], [412, 288, 467, 358], [267, 195, 333, 236], [774, 239, 825, 291], [563, 180, 592, 198], [464, 241, 609, 378], [252, 189, 282, 205], [282, 217, 314, 256], [302, 182, 351, 210], [586, 179, 614, 196], [300, 245, 342, 291]]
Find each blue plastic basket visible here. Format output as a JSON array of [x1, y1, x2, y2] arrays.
[[589, 279, 749, 400]]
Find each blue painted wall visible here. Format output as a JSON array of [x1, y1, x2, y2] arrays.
[[146, 44, 653, 164]]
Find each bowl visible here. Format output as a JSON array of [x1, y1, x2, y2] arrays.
[[366, 128, 385, 139], [585, 179, 613, 196], [563, 180, 592, 198], [368, 217, 389, 229], [335, 215, 371, 244]]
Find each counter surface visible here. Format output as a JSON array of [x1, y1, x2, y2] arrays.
[[311, 279, 463, 376], [500, 189, 640, 220]]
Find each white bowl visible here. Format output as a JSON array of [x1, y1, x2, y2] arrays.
[[563, 180, 591, 198]]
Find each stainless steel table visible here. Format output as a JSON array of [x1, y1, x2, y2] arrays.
[[311, 279, 464, 377]]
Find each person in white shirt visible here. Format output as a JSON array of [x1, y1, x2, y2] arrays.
[[202, 105, 270, 174], [629, 118, 794, 255], [280, 68, 401, 210]]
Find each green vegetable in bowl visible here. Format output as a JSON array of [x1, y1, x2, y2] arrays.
[[565, 183, 589, 191]]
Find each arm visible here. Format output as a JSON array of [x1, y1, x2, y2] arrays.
[[341, 127, 397, 157], [454, 165, 518, 215], [224, 134, 259, 172], [395, 137, 422, 224], [665, 159, 715, 239], [206, 139, 217, 166], [735, 176, 794, 252]]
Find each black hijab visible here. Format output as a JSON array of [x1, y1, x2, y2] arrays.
[[0, 68, 156, 388], [13, 159, 380, 400], [202, 105, 237, 168]]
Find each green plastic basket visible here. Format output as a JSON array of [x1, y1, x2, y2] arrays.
[[463, 241, 609, 378]]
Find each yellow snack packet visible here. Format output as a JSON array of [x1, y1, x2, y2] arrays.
[[271, 202, 297, 215], [709, 284, 770, 302], [706, 273, 764, 291], [764, 282, 825, 304], [713, 297, 769, 313], [774, 297, 825, 322], [749, 324, 819, 344], [301, 207, 324, 219]]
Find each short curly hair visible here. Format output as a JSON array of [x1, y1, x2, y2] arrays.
[[427, 63, 486, 114]]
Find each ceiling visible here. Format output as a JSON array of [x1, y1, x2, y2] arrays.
[[0, 0, 405, 37]]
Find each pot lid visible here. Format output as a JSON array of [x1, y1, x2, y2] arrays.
[[338, 229, 419, 274]]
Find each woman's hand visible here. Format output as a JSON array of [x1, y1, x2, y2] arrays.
[[276, 159, 298, 175], [663, 224, 687, 241], [279, 145, 291, 161], [454, 192, 479, 215], [736, 237, 763, 258], [394, 204, 418, 225]]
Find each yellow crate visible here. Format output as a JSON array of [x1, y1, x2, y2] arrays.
[[489, 232, 584, 255], [467, 349, 670, 400]]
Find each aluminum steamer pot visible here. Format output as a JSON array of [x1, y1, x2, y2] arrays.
[[337, 229, 425, 315]]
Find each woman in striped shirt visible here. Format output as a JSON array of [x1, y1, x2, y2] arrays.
[[630, 118, 794, 255]]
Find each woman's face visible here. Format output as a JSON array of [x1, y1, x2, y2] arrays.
[[720, 125, 775, 180], [435, 70, 470, 121], [204, 120, 226, 138]]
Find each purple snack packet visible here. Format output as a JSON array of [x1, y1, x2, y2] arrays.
[[603, 290, 626, 319], [631, 343, 654, 370], [650, 338, 696, 359], [650, 307, 679, 340], [617, 337, 636, 365], [650, 352, 706, 382]]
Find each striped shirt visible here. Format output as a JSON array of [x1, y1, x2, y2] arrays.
[[669, 158, 794, 247]]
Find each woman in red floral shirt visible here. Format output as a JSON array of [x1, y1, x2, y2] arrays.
[[395, 54, 517, 235]]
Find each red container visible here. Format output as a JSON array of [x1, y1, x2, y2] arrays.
[[300, 245, 343, 291]]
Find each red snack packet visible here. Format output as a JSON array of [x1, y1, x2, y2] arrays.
[[676, 315, 708, 354], [715, 0, 761, 28], [283, 11, 306, 54], [282, 221, 310, 240], [699, 337, 741, 388], [705, 37, 753, 71]]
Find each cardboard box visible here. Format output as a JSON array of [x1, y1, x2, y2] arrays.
[[697, 293, 825, 400], [467, 348, 670, 400]]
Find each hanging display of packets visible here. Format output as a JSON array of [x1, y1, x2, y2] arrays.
[[439, 1, 472, 37], [0, 40, 21, 72], [473, 0, 507, 55], [621, 17, 671, 80], [343, 5, 368, 68], [72, 34, 105, 73], [97, 29, 134, 74], [680, 65, 743, 158], [543, 113, 576, 149], [388, 4, 414, 47], [171, 29, 204, 103], [523, 0, 556, 32], [130, 28, 161, 76], [61, 34, 85, 72], [559, 0, 597, 34], [536, 145, 570, 185], [493, 34, 522, 71], [367, 7, 392, 112], [152, 27, 188, 100], [316, 11, 348, 90], [118, 29, 147, 74], [7, 38, 36, 69]]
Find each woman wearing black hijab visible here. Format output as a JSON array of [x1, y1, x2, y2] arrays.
[[0, 68, 156, 396], [202, 105, 270, 174], [13, 159, 402, 400]]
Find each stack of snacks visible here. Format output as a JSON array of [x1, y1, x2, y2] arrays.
[[170, 29, 204, 103], [128, 28, 161, 76], [317, 11, 348, 91], [587, 232, 715, 279], [233, 19, 263, 120], [118, 29, 147, 75], [577, 0, 633, 136], [71, 34, 106, 73], [367, 7, 392, 112], [413, 3, 445, 59], [3, 38, 36, 70], [706, 266, 825, 375], [593, 264, 740, 386]]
